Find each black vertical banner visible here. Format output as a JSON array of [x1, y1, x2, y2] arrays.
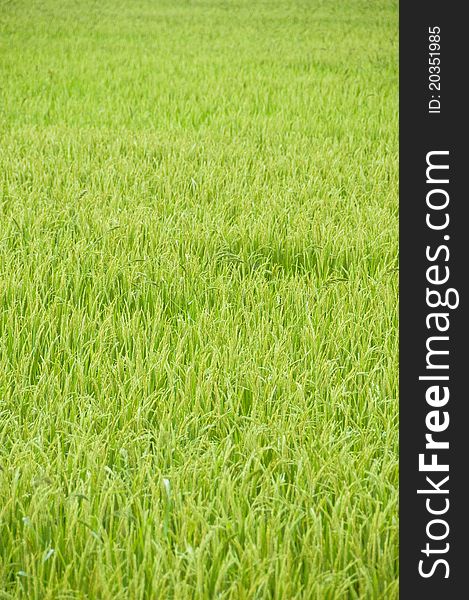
[[400, 2, 466, 597]]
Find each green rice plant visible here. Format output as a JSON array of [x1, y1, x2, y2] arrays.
[[0, 0, 398, 598]]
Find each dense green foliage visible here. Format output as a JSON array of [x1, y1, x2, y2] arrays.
[[1, 1, 398, 597]]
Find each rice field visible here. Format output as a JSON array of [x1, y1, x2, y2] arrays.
[[0, 1, 398, 598]]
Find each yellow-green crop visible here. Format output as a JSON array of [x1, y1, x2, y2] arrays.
[[0, 1, 398, 598]]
